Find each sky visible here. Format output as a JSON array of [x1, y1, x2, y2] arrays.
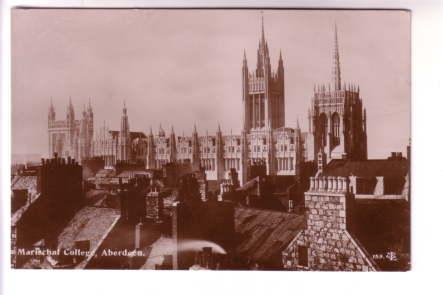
[[12, 9, 410, 159]]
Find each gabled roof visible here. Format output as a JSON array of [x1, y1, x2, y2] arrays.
[[234, 207, 305, 267], [57, 206, 120, 269]]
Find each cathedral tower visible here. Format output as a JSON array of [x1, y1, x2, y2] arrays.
[[307, 25, 368, 164], [242, 15, 285, 132]]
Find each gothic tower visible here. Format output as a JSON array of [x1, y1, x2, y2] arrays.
[[119, 101, 131, 161], [307, 25, 368, 164], [242, 15, 285, 132]]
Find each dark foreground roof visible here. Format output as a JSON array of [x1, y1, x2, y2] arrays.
[[322, 159, 409, 179], [234, 207, 304, 268], [351, 199, 410, 270]]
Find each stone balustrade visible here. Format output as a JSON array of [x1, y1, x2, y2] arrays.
[[309, 176, 349, 193]]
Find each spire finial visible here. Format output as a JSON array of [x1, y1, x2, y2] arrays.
[[217, 122, 221, 133], [333, 22, 341, 91], [296, 117, 300, 130], [171, 125, 175, 134]]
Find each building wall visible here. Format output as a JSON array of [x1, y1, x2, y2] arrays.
[[282, 176, 376, 271]]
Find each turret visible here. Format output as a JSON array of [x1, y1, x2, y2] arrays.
[[48, 99, 55, 122], [240, 129, 249, 185], [119, 101, 130, 161], [170, 126, 177, 162], [278, 49, 284, 79], [146, 127, 155, 169], [66, 97, 75, 124], [86, 98, 94, 156], [158, 124, 165, 137], [191, 123, 200, 170]]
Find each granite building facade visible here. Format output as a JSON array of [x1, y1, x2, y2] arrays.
[[47, 20, 367, 186]]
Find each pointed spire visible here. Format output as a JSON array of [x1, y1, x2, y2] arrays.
[[296, 118, 300, 130], [332, 23, 342, 91], [193, 123, 198, 134], [88, 97, 93, 113], [279, 49, 282, 61], [260, 11, 265, 43], [170, 125, 175, 135], [122, 100, 127, 115], [217, 122, 222, 133], [149, 126, 153, 136]]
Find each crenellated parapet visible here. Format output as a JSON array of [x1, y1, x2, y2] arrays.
[[308, 176, 350, 194]]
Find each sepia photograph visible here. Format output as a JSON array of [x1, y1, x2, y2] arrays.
[[10, 8, 410, 271]]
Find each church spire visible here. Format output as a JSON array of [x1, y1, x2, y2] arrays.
[[261, 11, 265, 44], [332, 23, 342, 91]]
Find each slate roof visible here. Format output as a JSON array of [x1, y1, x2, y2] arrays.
[[57, 206, 120, 269], [11, 175, 37, 192], [234, 207, 305, 267], [322, 159, 409, 179]]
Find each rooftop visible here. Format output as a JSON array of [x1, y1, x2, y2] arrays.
[[57, 206, 120, 269], [234, 207, 305, 267], [11, 175, 37, 192], [322, 159, 409, 179]]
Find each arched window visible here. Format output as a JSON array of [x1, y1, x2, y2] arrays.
[[332, 113, 340, 145], [319, 113, 328, 148]]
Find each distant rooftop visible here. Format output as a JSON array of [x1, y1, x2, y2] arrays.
[[322, 158, 409, 179]]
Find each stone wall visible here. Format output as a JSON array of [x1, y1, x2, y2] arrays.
[[282, 176, 376, 271]]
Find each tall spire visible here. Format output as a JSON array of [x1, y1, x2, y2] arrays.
[[332, 23, 342, 91], [261, 11, 265, 44]]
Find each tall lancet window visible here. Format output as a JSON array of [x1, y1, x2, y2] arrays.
[[332, 113, 340, 145], [319, 113, 328, 148]]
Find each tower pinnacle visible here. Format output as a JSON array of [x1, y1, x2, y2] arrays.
[[333, 23, 342, 91], [261, 11, 265, 43]]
